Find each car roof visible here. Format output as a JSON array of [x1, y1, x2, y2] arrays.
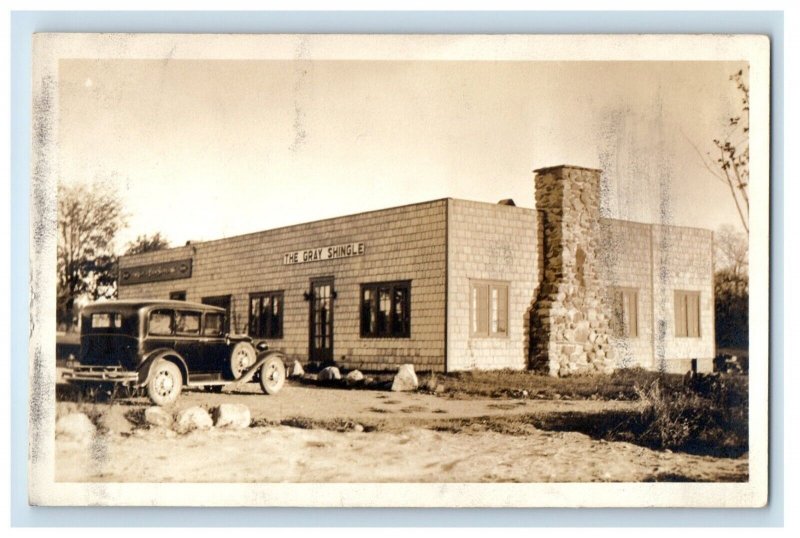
[[81, 299, 225, 315]]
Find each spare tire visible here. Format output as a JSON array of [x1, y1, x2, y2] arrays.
[[228, 341, 257, 380]]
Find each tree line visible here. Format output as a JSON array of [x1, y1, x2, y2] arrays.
[[57, 181, 169, 331]]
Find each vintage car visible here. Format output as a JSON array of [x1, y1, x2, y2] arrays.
[[63, 300, 287, 405]]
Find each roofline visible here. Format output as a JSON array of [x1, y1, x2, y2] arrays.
[[600, 216, 714, 235], [121, 197, 454, 259], [533, 164, 603, 174]]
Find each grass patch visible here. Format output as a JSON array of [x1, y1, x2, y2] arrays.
[[529, 374, 748, 458], [433, 367, 685, 400]]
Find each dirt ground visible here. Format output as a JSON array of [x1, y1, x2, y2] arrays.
[[55, 382, 748, 483]]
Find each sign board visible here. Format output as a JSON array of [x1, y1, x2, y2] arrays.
[[283, 242, 365, 265], [119, 259, 193, 285]]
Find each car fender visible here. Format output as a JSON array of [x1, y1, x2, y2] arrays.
[[137, 349, 189, 386], [233, 350, 287, 385]]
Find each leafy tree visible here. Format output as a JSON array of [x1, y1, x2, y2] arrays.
[[125, 232, 170, 256], [715, 268, 748, 351], [57, 181, 127, 329], [714, 225, 748, 351]]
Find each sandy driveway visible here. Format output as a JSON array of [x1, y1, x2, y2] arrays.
[[55, 382, 748, 483]]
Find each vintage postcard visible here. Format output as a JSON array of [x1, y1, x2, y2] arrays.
[[29, 33, 770, 507]]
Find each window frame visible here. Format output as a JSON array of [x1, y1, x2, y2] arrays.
[[147, 309, 175, 337], [611, 287, 639, 338], [674, 290, 702, 338], [174, 310, 202, 336], [248, 290, 285, 339], [360, 280, 412, 338], [169, 290, 187, 301], [469, 279, 510, 339], [202, 312, 225, 337]]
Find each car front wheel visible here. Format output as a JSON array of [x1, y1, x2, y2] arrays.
[[259, 356, 286, 395], [146, 359, 182, 406]]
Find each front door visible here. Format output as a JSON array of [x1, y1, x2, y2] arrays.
[[309, 277, 334, 363]]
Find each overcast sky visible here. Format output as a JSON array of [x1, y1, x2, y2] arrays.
[[58, 59, 746, 252]]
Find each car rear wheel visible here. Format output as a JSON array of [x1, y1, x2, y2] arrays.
[[259, 356, 286, 395], [146, 359, 182, 406], [229, 342, 257, 379]]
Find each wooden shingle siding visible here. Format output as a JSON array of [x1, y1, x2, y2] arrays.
[[119, 200, 448, 372]]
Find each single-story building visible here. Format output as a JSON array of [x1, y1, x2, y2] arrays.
[[118, 165, 715, 375]]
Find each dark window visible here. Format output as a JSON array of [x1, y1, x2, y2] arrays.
[[611, 288, 639, 338], [675, 290, 701, 337], [203, 313, 224, 336], [175, 311, 201, 335], [148, 309, 174, 336], [470, 280, 508, 338], [248, 291, 284, 339], [169, 290, 187, 301], [202, 295, 232, 333], [360, 281, 410, 338]]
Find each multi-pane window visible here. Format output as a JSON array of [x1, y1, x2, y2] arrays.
[[611, 288, 638, 338], [675, 290, 701, 337], [360, 281, 411, 338], [470, 280, 509, 338], [248, 291, 284, 339]]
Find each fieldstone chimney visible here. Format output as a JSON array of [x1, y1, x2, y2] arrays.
[[530, 165, 615, 376]]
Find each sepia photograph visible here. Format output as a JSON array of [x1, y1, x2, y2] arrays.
[[27, 33, 770, 507]]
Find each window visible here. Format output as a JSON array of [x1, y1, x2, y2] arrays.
[[202, 295, 232, 333], [675, 290, 701, 337], [175, 311, 201, 335], [611, 288, 638, 338], [203, 313, 224, 336], [361, 281, 411, 338], [169, 290, 187, 301], [248, 291, 284, 338], [470, 280, 509, 338], [148, 310, 173, 336], [91, 312, 122, 329]]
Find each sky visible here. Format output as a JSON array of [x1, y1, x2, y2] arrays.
[[58, 59, 747, 252]]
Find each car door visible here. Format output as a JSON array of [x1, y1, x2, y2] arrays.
[[174, 310, 204, 373], [200, 311, 229, 373]]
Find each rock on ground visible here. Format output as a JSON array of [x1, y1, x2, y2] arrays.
[[213, 404, 251, 429], [287, 360, 305, 377], [345, 370, 364, 384], [56, 413, 96, 441], [145, 406, 173, 429], [318, 366, 341, 381], [175, 406, 213, 434], [391, 364, 419, 392]]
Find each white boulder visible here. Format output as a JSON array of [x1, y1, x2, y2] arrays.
[[345, 370, 365, 384], [144, 406, 173, 429], [318, 366, 341, 381], [391, 364, 419, 392], [213, 404, 251, 429], [55, 413, 96, 441], [175, 406, 213, 434], [287, 360, 305, 377]]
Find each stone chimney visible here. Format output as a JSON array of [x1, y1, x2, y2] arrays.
[[530, 165, 615, 376]]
